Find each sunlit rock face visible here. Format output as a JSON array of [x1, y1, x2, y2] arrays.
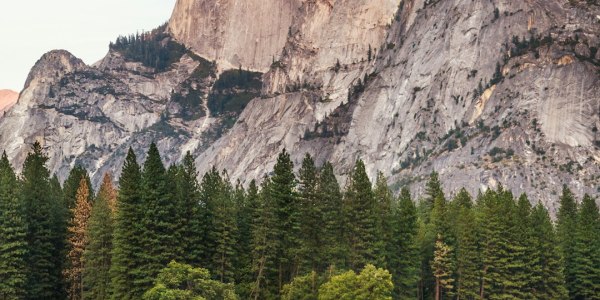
[[0, 90, 18, 114], [1, 0, 599, 214]]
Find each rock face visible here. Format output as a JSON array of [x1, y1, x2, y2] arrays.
[[0, 90, 18, 114], [0, 0, 599, 213], [168, 0, 303, 71]]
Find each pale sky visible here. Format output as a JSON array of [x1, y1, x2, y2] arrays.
[[0, 0, 178, 91]]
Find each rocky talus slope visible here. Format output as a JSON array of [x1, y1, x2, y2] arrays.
[[0, 0, 598, 212]]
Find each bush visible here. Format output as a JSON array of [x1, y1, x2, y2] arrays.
[[319, 265, 393, 300], [143, 261, 238, 300]]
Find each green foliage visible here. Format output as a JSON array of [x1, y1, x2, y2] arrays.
[[249, 177, 277, 299], [269, 149, 301, 289], [390, 188, 420, 299], [139, 143, 180, 290], [571, 195, 600, 299], [249, 149, 301, 298], [298, 154, 323, 273], [201, 167, 238, 283], [343, 159, 377, 270], [173, 152, 204, 266], [318, 162, 346, 269], [83, 173, 116, 300], [110, 24, 187, 72], [22, 142, 67, 299], [432, 234, 454, 300], [281, 271, 319, 300], [451, 189, 481, 300], [374, 172, 393, 268], [0, 152, 27, 299], [208, 68, 263, 117], [143, 261, 238, 300], [63, 164, 93, 212], [557, 185, 578, 298], [0, 145, 595, 300], [110, 148, 145, 299], [318, 264, 393, 300], [529, 203, 568, 299], [234, 181, 256, 298], [423, 171, 444, 218]]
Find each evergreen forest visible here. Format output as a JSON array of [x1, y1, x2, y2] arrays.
[[0, 142, 599, 299]]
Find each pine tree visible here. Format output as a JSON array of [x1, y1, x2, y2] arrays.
[[250, 177, 278, 300], [318, 162, 345, 270], [83, 173, 116, 300], [432, 234, 454, 300], [556, 185, 578, 298], [572, 194, 600, 299], [508, 194, 535, 299], [22, 141, 66, 299], [139, 143, 179, 290], [0, 152, 27, 299], [529, 203, 568, 299], [64, 178, 92, 300], [343, 159, 377, 270], [423, 171, 444, 220], [233, 180, 253, 297], [373, 171, 393, 269], [63, 165, 93, 212], [478, 187, 527, 299], [173, 152, 204, 266], [297, 153, 322, 273], [418, 171, 446, 299], [452, 188, 480, 300], [269, 149, 300, 291], [110, 148, 144, 299], [200, 167, 219, 272], [202, 169, 237, 283], [390, 187, 420, 299]]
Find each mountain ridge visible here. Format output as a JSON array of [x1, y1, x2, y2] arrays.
[[0, 89, 19, 114], [0, 0, 598, 213]]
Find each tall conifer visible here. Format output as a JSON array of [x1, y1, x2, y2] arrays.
[[0, 152, 27, 299], [556, 185, 578, 298], [64, 178, 92, 300], [343, 159, 377, 270], [139, 143, 179, 290], [83, 173, 116, 300], [572, 194, 600, 299], [318, 162, 345, 270], [22, 141, 66, 299], [390, 187, 419, 299], [110, 148, 144, 299], [529, 203, 568, 299], [173, 152, 204, 265], [452, 189, 480, 300], [297, 153, 321, 273], [373, 172, 393, 268]]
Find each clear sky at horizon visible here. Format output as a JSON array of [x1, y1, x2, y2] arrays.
[[0, 0, 177, 91]]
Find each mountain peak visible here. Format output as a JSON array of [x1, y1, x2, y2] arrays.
[[0, 89, 18, 114], [24, 50, 86, 90]]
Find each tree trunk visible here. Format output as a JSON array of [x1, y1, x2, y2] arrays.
[[435, 278, 441, 300]]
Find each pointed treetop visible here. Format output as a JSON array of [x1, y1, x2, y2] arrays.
[[98, 172, 117, 214], [453, 188, 472, 209], [0, 150, 12, 171]]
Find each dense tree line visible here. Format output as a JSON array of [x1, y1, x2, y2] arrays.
[[110, 24, 187, 72], [0, 142, 599, 299]]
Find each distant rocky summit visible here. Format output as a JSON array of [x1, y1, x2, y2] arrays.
[[0, 89, 18, 114]]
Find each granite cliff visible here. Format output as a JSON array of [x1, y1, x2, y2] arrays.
[[1, 0, 599, 212]]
